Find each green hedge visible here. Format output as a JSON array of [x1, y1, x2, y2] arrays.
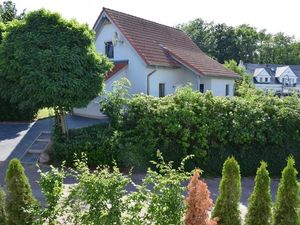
[[52, 124, 117, 167], [0, 98, 37, 121], [54, 87, 300, 176], [115, 88, 300, 176]]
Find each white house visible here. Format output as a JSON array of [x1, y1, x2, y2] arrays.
[[74, 8, 239, 118], [239, 61, 300, 95]]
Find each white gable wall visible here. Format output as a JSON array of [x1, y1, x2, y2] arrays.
[[95, 22, 147, 94]]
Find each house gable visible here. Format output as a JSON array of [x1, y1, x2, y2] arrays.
[[275, 66, 297, 84], [254, 68, 271, 83]]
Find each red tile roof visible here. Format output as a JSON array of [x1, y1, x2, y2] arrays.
[[100, 8, 239, 78], [106, 61, 128, 80]]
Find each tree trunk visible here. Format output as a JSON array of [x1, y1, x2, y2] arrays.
[[58, 110, 68, 138]]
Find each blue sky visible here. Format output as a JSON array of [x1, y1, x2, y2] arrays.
[[3, 0, 300, 39]]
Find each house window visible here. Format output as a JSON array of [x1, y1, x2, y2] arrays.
[[225, 84, 230, 96], [159, 83, 165, 97], [259, 77, 263, 82], [265, 77, 268, 82], [199, 84, 204, 93], [105, 41, 114, 58]]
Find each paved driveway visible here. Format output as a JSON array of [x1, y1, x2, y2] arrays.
[[0, 115, 108, 162]]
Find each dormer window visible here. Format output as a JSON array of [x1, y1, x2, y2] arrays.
[[259, 77, 263, 82], [105, 41, 114, 58], [265, 77, 268, 82]]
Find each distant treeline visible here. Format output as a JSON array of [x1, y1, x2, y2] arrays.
[[178, 19, 300, 64]]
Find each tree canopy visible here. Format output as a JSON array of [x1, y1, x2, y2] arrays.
[[0, 9, 112, 113], [0, 0, 25, 23], [179, 19, 300, 64]]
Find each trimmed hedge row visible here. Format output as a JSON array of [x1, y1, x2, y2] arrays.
[[52, 124, 117, 167], [53, 87, 300, 175], [0, 98, 37, 121]]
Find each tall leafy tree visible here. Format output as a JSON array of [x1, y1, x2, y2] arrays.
[[212, 157, 241, 225], [211, 23, 239, 63], [178, 19, 216, 58], [0, 9, 112, 133], [235, 24, 258, 63], [245, 161, 272, 225], [273, 157, 299, 225], [5, 158, 37, 225], [0, 0, 25, 23]]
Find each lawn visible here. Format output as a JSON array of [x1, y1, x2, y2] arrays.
[[37, 108, 55, 119]]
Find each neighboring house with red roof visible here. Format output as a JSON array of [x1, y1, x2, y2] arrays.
[[74, 8, 239, 118]]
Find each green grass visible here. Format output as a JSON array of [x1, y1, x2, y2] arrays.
[[37, 108, 55, 119]]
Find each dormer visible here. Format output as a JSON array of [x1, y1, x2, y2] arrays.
[[253, 68, 271, 83], [275, 66, 297, 85]]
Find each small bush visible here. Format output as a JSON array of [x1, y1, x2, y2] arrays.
[[64, 154, 131, 225], [273, 157, 300, 225], [52, 124, 115, 167], [184, 169, 218, 225], [5, 158, 37, 225], [212, 157, 241, 225], [0, 186, 6, 225], [245, 161, 272, 225]]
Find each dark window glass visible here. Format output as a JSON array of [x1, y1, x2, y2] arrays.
[[199, 84, 204, 93], [159, 83, 165, 97], [105, 41, 114, 58], [225, 84, 230, 96], [265, 77, 268, 82]]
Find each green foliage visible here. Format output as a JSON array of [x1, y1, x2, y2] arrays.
[[33, 165, 65, 225], [5, 158, 37, 225], [273, 157, 300, 225], [52, 124, 116, 167], [224, 59, 260, 96], [0, 1, 25, 24], [0, 9, 112, 113], [212, 157, 241, 225], [180, 18, 300, 64], [109, 86, 300, 175], [100, 78, 131, 128], [0, 97, 37, 121], [245, 161, 272, 225], [64, 154, 131, 225], [0, 186, 6, 225], [123, 151, 192, 225]]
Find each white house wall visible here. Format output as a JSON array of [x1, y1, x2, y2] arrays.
[[210, 78, 235, 96], [95, 22, 147, 94], [148, 66, 198, 96]]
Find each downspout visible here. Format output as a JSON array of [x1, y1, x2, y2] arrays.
[[147, 66, 157, 95]]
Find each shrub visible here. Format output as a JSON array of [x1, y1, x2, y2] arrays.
[[184, 169, 218, 225], [245, 161, 272, 225], [52, 124, 115, 167], [64, 154, 131, 225], [109, 87, 300, 175], [124, 151, 192, 225], [0, 186, 6, 225], [212, 157, 241, 225], [273, 157, 300, 225], [5, 158, 37, 225], [33, 165, 65, 225]]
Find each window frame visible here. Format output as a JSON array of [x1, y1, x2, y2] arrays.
[[199, 83, 204, 93], [159, 83, 165, 97], [225, 84, 230, 96], [105, 41, 114, 59]]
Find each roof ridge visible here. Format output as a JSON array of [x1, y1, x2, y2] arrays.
[[103, 7, 183, 33]]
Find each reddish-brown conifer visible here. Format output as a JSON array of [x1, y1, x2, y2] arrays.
[[185, 169, 218, 225]]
